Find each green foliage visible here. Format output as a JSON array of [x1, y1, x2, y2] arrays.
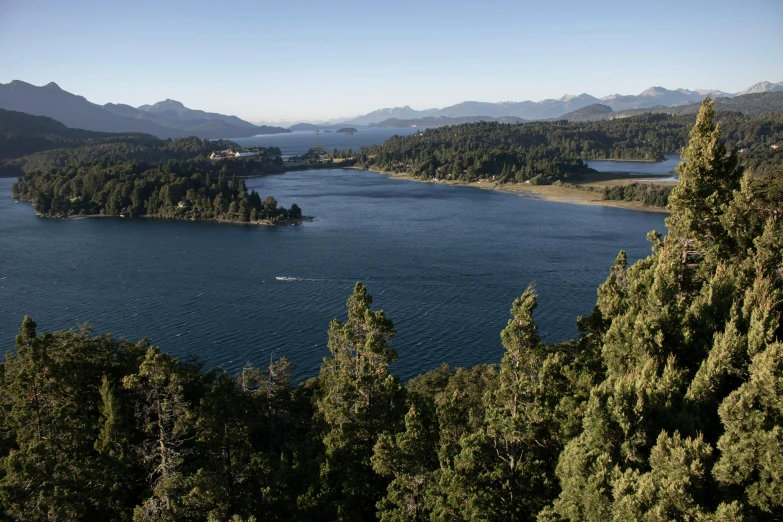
[[1, 99, 781, 521], [545, 98, 783, 522], [12, 148, 300, 223], [433, 287, 557, 521], [602, 183, 673, 207], [2, 118, 301, 224], [338, 110, 783, 186], [372, 402, 440, 521], [667, 99, 744, 256], [0, 318, 305, 521], [714, 342, 783, 514], [0, 317, 148, 521], [305, 283, 406, 521]]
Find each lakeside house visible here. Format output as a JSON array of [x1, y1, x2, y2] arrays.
[[209, 149, 260, 160]]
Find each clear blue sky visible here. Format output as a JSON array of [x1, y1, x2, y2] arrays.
[[1, 0, 781, 122]]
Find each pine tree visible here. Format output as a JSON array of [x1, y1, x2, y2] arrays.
[[0, 318, 121, 521], [95, 374, 141, 521], [543, 97, 782, 521], [305, 283, 405, 521], [713, 342, 783, 516], [666, 97, 743, 259], [435, 287, 570, 521], [187, 372, 270, 521], [123, 348, 195, 522], [372, 401, 440, 521]]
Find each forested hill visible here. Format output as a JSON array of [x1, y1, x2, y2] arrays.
[[1, 100, 781, 521], [341, 108, 783, 184], [1, 108, 72, 136], [0, 108, 156, 161], [557, 103, 613, 121]]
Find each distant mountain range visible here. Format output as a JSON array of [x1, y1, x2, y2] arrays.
[[3, 79, 782, 137], [582, 91, 783, 121], [371, 115, 528, 128], [338, 81, 783, 126], [370, 91, 783, 128], [0, 81, 290, 139]]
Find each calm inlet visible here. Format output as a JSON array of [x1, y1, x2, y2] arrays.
[[585, 154, 681, 177], [0, 170, 667, 380]]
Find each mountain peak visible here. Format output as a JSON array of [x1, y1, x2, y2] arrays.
[[140, 99, 189, 113], [737, 81, 783, 95], [7, 80, 36, 90], [560, 93, 593, 102], [43, 82, 62, 90], [640, 86, 670, 97]]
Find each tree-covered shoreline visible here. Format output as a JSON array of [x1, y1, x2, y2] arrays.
[[6, 105, 781, 215], [9, 134, 304, 225], [329, 109, 783, 186], [1, 100, 781, 521]]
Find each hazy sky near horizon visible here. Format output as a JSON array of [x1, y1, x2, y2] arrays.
[[1, 0, 781, 122]]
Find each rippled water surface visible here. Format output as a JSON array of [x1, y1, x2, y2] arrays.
[[0, 171, 666, 380]]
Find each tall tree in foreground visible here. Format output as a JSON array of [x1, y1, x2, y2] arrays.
[[303, 283, 405, 521], [433, 287, 586, 521], [123, 348, 195, 522], [542, 98, 783, 521], [0, 318, 102, 521], [667, 98, 743, 260], [0, 318, 147, 522]]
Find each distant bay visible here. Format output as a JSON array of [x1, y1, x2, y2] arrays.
[[0, 169, 666, 381], [232, 127, 421, 157], [586, 154, 681, 177]]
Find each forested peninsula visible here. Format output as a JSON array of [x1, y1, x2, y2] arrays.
[[2, 100, 782, 521], [323, 107, 782, 209], [1, 111, 303, 224], [338, 110, 782, 184]]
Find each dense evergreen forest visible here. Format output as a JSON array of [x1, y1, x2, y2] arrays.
[[1, 100, 781, 521], [599, 182, 673, 207], [338, 108, 783, 185], [2, 111, 301, 223], [12, 151, 301, 223]]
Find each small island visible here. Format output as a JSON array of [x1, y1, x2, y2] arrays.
[[335, 127, 358, 134]]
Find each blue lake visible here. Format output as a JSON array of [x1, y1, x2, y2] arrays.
[[233, 127, 421, 157], [586, 154, 681, 181], [0, 169, 667, 381]]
